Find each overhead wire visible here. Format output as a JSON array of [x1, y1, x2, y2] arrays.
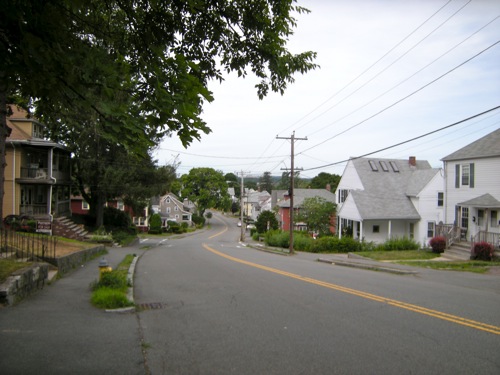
[[297, 40, 500, 156], [302, 105, 500, 172]]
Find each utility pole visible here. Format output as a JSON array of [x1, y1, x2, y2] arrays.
[[277, 131, 307, 254], [236, 171, 250, 242]]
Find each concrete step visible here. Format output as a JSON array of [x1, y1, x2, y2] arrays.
[[442, 245, 471, 261]]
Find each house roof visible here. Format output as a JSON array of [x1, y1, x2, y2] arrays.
[[278, 189, 336, 208], [458, 193, 500, 208], [6, 105, 67, 150], [345, 157, 439, 220], [441, 128, 500, 161]]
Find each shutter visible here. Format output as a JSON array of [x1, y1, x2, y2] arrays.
[[455, 164, 460, 188], [470, 163, 474, 188]]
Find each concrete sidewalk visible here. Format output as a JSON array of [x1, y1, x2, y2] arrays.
[[0, 246, 146, 375]]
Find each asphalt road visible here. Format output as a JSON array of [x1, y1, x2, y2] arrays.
[[1, 212, 499, 374], [134, 212, 500, 374]]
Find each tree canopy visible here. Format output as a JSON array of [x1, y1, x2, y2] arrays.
[[0, 0, 317, 221], [310, 172, 341, 191], [180, 168, 230, 217], [296, 196, 336, 236]]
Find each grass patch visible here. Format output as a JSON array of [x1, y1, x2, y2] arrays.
[[0, 259, 33, 283], [357, 250, 440, 261], [90, 254, 136, 309], [394, 260, 500, 273]]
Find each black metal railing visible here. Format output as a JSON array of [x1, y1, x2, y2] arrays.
[[0, 229, 57, 264]]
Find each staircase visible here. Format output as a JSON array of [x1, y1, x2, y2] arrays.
[[52, 217, 89, 241], [442, 241, 472, 261]]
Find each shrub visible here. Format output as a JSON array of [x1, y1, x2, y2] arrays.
[[310, 236, 339, 253], [192, 214, 205, 227], [382, 237, 420, 251], [256, 210, 279, 233], [293, 233, 313, 251], [104, 206, 132, 231], [265, 230, 289, 248], [429, 236, 446, 253], [149, 213, 162, 234], [91, 287, 133, 309], [471, 241, 494, 261]]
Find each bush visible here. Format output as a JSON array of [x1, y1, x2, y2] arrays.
[[265, 230, 289, 248], [293, 234, 313, 251], [471, 241, 494, 261], [104, 206, 132, 231], [310, 236, 339, 253], [192, 214, 205, 227], [381, 237, 420, 251], [149, 213, 162, 234], [91, 287, 133, 309], [429, 236, 446, 253]]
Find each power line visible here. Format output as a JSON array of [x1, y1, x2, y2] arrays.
[[298, 40, 500, 155], [302, 105, 500, 172]]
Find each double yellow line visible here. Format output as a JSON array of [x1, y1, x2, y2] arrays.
[[203, 243, 500, 336]]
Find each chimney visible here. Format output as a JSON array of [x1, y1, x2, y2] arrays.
[[409, 156, 416, 167], [326, 184, 331, 192]]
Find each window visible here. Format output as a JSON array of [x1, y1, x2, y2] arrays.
[[491, 211, 499, 227], [369, 160, 378, 171], [461, 207, 469, 228], [461, 164, 470, 186], [182, 214, 190, 221], [389, 161, 399, 172], [437, 192, 444, 207], [174, 206, 178, 211], [478, 210, 484, 226], [373, 225, 380, 233], [338, 189, 349, 203], [427, 222, 435, 238], [117, 200, 124, 211], [409, 223, 414, 239], [379, 161, 389, 172], [82, 201, 89, 210], [455, 163, 475, 188], [167, 207, 171, 213]]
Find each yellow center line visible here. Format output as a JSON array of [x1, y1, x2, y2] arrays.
[[202, 243, 500, 336]]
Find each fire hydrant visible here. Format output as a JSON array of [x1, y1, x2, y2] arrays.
[[98, 258, 112, 279]]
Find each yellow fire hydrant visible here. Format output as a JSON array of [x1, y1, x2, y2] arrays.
[[98, 258, 112, 279]]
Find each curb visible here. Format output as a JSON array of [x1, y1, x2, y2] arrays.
[[105, 254, 140, 314], [317, 258, 418, 275]]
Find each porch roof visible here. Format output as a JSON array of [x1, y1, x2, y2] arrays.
[[458, 193, 500, 208], [350, 190, 421, 220]]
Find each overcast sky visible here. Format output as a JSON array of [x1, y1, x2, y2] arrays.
[[155, 0, 500, 179]]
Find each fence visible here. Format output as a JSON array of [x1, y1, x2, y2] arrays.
[[0, 229, 57, 264]]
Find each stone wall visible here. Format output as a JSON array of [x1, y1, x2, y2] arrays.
[[55, 245, 106, 275], [0, 263, 49, 306]]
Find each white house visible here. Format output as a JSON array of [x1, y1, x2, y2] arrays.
[[441, 128, 500, 247], [335, 156, 444, 245]]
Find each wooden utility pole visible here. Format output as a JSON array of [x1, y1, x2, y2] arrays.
[[277, 131, 307, 254]]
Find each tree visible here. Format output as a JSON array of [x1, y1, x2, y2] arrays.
[[256, 210, 279, 234], [181, 168, 230, 217], [310, 172, 341, 191], [0, 1, 317, 222], [224, 172, 240, 198], [296, 196, 336, 236], [259, 172, 273, 193]]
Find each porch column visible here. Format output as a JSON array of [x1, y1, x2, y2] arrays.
[[338, 219, 342, 239], [388, 220, 392, 239], [359, 221, 363, 241]]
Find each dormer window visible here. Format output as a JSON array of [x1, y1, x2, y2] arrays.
[[32, 123, 45, 139]]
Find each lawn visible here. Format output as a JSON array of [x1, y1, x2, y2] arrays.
[[357, 249, 500, 274]]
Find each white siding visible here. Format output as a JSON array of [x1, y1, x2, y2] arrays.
[[415, 171, 445, 245], [335, 160, 363, 209], [444, 157, 500, 224]]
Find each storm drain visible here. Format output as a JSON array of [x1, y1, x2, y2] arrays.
[[137, 302, 165, 311]]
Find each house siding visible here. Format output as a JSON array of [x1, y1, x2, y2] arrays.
[[414, 172, 445, 245], [444, 157, 500, 224]]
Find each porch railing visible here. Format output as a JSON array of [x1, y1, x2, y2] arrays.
[[472, 231, 500, 251], [435, 224, 464, 248], [0, 229, 57, 263]]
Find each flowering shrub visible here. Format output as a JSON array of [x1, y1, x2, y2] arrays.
[[471, 241, 494, 261], [429, 236, 446, 253]]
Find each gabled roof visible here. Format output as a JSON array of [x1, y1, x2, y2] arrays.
[[458, 193, 500, 208], [441, 128, 500, 161], [344, 157, 439, 220], [278, 189, 336, 208]]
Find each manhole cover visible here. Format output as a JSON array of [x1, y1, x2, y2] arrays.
[[137, 302, 165, 310]]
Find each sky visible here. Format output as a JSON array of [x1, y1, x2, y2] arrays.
[[155, 0, 500, 179]]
